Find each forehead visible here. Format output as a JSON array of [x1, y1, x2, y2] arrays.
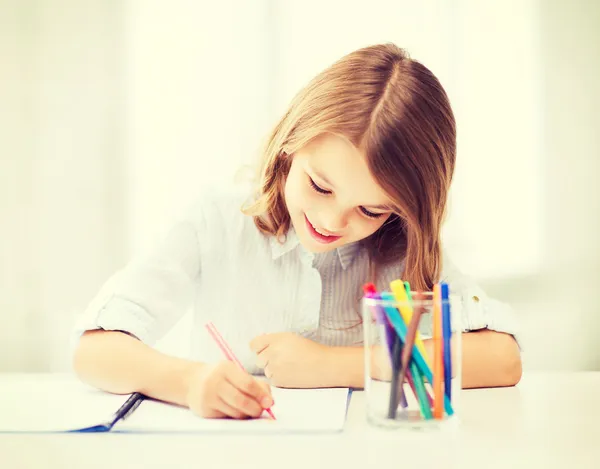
[[300, 134, 392, 207]]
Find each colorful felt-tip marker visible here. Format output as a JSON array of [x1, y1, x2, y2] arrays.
[[441, 282, 452, 401], [390, 280, 430, 363], [432, 284, 444, 419], [380, 292, 454, 416]]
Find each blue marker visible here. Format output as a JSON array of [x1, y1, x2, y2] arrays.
[[441, 283, 452, 401]]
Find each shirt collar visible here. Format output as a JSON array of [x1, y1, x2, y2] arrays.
[[270, 228, 361, 270], [269, 227, 301, 260], [336, 242, 361, 270]]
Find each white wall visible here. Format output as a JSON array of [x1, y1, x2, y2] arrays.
[[515, 0, 600, 371], [447, 0, 543, 279], [0, 0, 38, 370], [1, 0, 127, 370], [124, 0, 275, 256]]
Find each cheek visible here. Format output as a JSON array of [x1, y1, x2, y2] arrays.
[[285, 172, 314, 212], [351, 215, 389, 238]]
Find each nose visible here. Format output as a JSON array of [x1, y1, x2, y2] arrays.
[[321, 207, 349, 234]]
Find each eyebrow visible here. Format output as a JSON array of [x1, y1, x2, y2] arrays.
[[311, 168, 394, 212]]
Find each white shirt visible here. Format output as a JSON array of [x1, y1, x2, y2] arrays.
[[73, 186, 521, 374]]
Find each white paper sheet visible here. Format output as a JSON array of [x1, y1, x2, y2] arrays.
[[116, 387, 350, 433], [0, 375, 349, 433]]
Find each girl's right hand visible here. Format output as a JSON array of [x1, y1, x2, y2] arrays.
[[185, 361, 274, 419]]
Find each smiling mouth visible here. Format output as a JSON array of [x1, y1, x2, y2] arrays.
[[304, 214, 342, 244]]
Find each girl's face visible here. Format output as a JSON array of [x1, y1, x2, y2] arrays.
[[284, 133, 394, 253]]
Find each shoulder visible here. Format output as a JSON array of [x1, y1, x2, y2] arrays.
[[181, 181, 255, 227], [181, 182, 268, 248], [439, 249, 476, 291]]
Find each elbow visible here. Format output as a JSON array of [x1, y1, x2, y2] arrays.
[[72, 330, 103, 383], [498, 334, 523, 387], [462, 330, 523, 389], [503, 351, 523, 386]]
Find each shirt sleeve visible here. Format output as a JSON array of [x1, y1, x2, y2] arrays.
[[70, 205, 203, 349], [440, 252, 523, 350]]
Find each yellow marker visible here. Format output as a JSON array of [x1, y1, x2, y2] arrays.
[[390, 279, 430, 363]]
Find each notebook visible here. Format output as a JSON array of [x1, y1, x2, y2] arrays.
[[0, 375, 350, 433]]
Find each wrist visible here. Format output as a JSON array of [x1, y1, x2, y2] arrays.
[[179, 362, 209, 408], [323, 345, 365, 388]]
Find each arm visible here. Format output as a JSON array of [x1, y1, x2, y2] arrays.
[[450, 329, 522, 388], [71, 211, 203, 392], [433, 253, 523, 388], [320, 329, 522, 389], [72, 200, 274, 419], [74, 329, 272, 419], [73, 330, 201, 406]]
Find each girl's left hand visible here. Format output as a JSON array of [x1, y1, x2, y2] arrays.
[[249, 333, 332, 388]]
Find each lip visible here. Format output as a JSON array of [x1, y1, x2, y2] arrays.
[[304, 214, 342, 244]]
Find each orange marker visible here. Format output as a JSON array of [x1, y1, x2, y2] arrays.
[[432, 284, 444, 419]]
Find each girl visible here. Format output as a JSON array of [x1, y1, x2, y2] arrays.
[[73, 43, 522, 420]]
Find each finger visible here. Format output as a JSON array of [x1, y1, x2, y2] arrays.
[[214, 396, 248, 419], [249, 334, 271, 354], [218, 378, 264, 418], [258, 380, 273, 399], [264, 365, 273, 380], [225, 365, 273, 407], [255, 352, 269, 369]]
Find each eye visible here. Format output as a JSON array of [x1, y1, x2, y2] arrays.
[[360, 207, 384, 219], [309, 177, 331, 195]]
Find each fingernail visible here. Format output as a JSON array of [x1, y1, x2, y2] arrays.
[[261, 397, 273, 408]]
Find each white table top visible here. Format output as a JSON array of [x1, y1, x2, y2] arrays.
[[0, 372, 598, 469]]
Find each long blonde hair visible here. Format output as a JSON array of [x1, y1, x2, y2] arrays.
[[243, 43, 456, 290]]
